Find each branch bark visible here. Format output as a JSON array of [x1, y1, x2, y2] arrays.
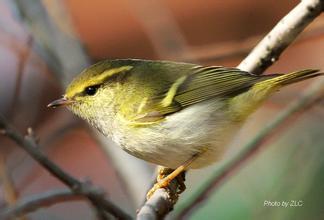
[[0, 118, 131, 220]]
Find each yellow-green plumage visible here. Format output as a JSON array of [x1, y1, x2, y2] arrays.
[[60, 59, 321, 169]]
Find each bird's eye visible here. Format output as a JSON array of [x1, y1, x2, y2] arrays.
[[84, 85, 99, 96]]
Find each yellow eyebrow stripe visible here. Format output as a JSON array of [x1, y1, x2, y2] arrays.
[[161, 75, 187, 107], [66, 66, 133, 97], [86, 66, 133, 86], [92, 66, 133, 84]]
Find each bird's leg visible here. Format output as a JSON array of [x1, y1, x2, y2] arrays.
[[156, 167, 187, 193], [146, 154, 200, 200]]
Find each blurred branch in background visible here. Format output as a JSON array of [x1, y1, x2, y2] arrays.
[[0, 158, 17, 207], [0, 118, 131, 220], [0, 155, 26, 220], [8, 36, 33, 120], [0, 189, 82, 220]]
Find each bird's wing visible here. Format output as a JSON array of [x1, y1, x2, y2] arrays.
[[130, 66, 273, 125]]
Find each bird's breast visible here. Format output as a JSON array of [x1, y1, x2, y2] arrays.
[[109, 100, 242, 169]]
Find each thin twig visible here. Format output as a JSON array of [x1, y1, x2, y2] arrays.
[[0, 117, 131, 220], [0, 189, 83, 220], [238, 0, 324, 74], [177, 76, 324, 219]]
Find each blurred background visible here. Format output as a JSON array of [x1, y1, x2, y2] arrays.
[[0, 0, 323, 219]]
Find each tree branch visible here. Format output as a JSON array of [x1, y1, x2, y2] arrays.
[[238, 0, 324, 74], [0, 117, 131, 220]]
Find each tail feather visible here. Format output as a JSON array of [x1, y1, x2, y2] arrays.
[[258, 69, 322, 87], [229, 69, 322, 121]]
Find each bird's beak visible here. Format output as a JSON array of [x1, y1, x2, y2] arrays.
[[47, 97, 74, 108]]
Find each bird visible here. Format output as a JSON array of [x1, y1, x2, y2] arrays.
[[48, 59, 321, 198]]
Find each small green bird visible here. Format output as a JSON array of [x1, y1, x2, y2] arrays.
[[48, 59, 321, 197]]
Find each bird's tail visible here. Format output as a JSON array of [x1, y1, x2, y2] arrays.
[[229, 69, 322, 121], [256, 69, 321, 88]]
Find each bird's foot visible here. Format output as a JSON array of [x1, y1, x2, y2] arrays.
[[146, 167, 186, 200]]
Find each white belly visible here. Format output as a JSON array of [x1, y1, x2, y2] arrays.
[[110, 100, 242, 169]]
